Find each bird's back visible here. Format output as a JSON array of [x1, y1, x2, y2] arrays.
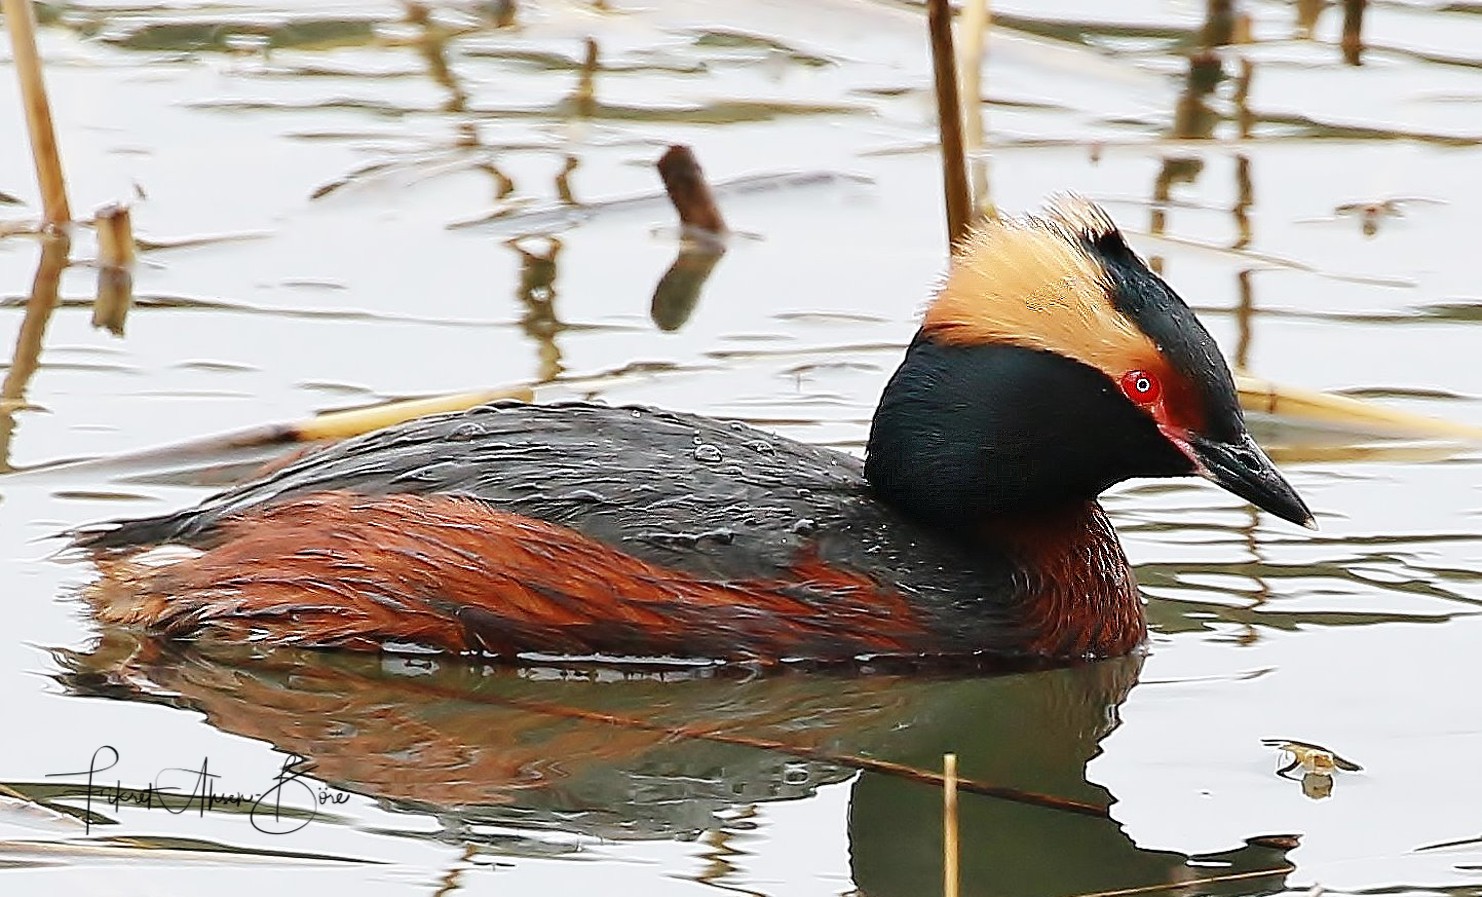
[[77, 402, 1039, 661]]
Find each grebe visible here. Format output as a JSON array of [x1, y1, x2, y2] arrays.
[[74, 198, 1311, 664]]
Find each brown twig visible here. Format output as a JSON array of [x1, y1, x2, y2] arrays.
[[926, 0, 971, 251], [3, 0, 72, 226], [7, 385, 533, 480]]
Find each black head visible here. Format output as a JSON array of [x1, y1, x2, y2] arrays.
[[866, 197, 1311, 529]]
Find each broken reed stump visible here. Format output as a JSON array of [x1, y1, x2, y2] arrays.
[[92, 203, 136, 335], [657, 145, 728, 238], [652, 145, 728, 331], [2, 0, 72, 227]]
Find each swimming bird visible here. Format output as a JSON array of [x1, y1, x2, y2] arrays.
[[73, 198, 1311, 665]]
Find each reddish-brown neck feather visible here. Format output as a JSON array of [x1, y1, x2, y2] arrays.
[[984, 501, 1145, 658]]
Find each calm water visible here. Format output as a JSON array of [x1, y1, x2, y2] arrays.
[[3, 1, 1481, 895]]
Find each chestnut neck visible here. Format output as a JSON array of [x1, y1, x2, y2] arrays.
[[982, 500, 1146, 659]]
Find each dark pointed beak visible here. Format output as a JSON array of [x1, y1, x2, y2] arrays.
[[1187, 432, 1316, 528]]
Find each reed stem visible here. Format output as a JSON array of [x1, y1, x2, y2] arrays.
[[959, 0, 994, 222], [944, 753, 960, 897], [926, 0, 971, 252], [3, 0, 72, 226], [92, 203, 136, 335]]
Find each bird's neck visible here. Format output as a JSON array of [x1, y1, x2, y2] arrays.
[[982, 500, 1146, 658], [865, 335, 1150, 657]]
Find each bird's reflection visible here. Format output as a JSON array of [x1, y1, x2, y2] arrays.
[[53, 632, 1295, 896]]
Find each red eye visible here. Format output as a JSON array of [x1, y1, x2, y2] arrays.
[[1119, 369, 1162, 406]]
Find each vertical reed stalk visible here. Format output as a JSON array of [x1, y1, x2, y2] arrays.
[[944, 752, 960, 897], [959, 0, 994, 221], [926, 0, 971, 252], [3, 0, 72, 226]]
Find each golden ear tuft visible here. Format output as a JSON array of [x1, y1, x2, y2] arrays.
[[923, 199, 1162, 383], [1041, 193, 1119, 243]]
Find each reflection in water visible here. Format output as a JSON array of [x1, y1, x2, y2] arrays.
[[92, 204, 136, 336], [1295, 0, 1324, 39], [1156, 3, 1272, 390], [651, 145, 730, 331], [559, 38, 601, 119], [0, 233, 69, 473], [651, 246, 725, 331], [1342, 0, 1367, 66], [507, 236, 565, 382], [50, 634, 1296, 896], [554, 154, 579, 205], [405, 1, 470, 114], [1152, 0, 1230, 240]]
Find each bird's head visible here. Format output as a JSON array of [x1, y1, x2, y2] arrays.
[[865, 196, 1312, 529]]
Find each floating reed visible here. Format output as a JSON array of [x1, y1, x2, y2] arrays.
[[1235, 373, 1482, 442], [6, 385, 533, 480], [3, 0, 72, 226]]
